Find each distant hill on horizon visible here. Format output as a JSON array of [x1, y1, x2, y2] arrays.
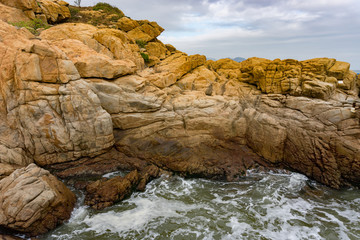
[[207, 57, 246, 62], [232, 57, 246, 62]]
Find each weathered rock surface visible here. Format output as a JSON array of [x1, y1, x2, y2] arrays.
[[0, 0, 359, 222], [51, 39, 136, 79], [1, 8, 360, 190], [40, 23, 145, 69], [237, 57, 358, 100], [0, 234, 24, 240], [84, 164, 161, 210], [0, 0, 70, 23], [0, 164, 76, 236], [0, 3, 30, 23], [127, 20, 164, 42], [116, 17, 139, 32], [0, 20, 114, 167], [0, 164, 21, 181], [49, 148, 148, 179], [84, 170, 140, 210]]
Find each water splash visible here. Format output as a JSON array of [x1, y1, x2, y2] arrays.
[[41, 172, 360, 240]]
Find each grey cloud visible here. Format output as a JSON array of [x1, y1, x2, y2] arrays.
[[78, 0, 360, 68]]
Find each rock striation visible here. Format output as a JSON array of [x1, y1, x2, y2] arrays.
[[0, 0, 359, 236], [0, 0, 70, 24], [0, 164, 76, 236], [0, 20, 114, 167]]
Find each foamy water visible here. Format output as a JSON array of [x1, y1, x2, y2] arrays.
[[41, 171, 360, 240]]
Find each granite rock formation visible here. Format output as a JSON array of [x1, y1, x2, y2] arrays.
[[0, 164, 76, 236], [0, 0, 70, 23], [0, 0, 359, 236]]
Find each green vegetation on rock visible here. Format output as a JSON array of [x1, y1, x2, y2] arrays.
[[67, 2, 125, 27], [69, 6, 80, 18], [136, 39, 147, 49], [9, 18, 50, 35], [141, 52, 150, 63], [93, 2, 124, 18]]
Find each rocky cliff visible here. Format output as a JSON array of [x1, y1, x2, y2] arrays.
[[0, 0, 359, 236]]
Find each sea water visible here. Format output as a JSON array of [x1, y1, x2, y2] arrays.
[[40, 171, 360, 240]]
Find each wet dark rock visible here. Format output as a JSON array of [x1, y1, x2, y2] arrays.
[[84, 170, 140, 210]]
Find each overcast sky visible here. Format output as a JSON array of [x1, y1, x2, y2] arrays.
[[80, 0, 360, 69]]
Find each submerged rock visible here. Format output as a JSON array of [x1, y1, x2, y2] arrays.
[[84, 165, 161, 210], [0, 164, 76, 236], [85, 170, 140, 210]]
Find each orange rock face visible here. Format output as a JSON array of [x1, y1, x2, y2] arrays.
[[0, 0, 70, 23]]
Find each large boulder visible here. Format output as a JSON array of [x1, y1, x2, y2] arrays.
[[0, 0, 70, 23], [0, 164, 76, 236], [328, 61, 350, 80], [116, 17, 139, 32], [0, 3, 29, 23], [235, 57, 357, 100], [85, 170, 140, 210], [127, 20, 164, 42], [37, 0, 70, 23], [51, 39, 136, 79], [40, 23, 145, 69]]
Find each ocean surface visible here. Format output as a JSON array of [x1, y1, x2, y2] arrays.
[[40, 171, 360, 240]]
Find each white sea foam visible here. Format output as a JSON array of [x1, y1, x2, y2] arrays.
[[102, 170, 126, 178], [41, 171, 360, 240], [83, 193, 199, 235]]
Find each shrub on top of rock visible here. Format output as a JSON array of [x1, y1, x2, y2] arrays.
[[9, 18, 49, 35], [92, 2, 124, 18]]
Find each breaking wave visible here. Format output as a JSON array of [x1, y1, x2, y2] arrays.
[[41, 171, 360, 240]]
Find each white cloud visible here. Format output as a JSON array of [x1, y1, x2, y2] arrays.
[[78, 0, 360, 68]]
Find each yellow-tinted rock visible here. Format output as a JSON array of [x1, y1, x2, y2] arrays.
[[208, 58, 242, 81], [0, 3, 30, 22], [239, 57, 270, 73], [116, 17, 139, 32], [127, 27, 152, 42], [338, 70, 357, 90], [78, 10, 103, 18], [40, 23, 112, 56], [147, 55, 160, 67], [0, 0, 70, 23], [52, 39, 136, 79], [233, 57, 356, 99], [302, 80, 336, 100], [328, 61, 350, 80], [301, 58, 336, 75], [0, 0, 37, 11], [37, 0, 70, 23], [165, 44, 176, 53], [177, 66, 217, 93], [40, 23, 144, 69], [93, 28, 145, 69], [127, 20, 164, 42], [156, 53, 206, 81], [146, 42, 167, 60]]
